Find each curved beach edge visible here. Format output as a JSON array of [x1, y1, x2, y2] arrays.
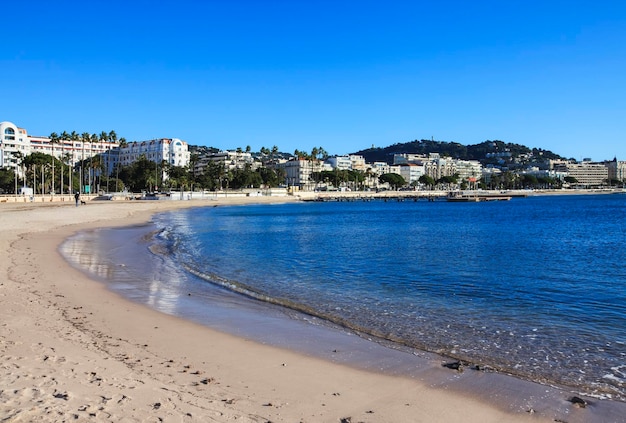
[[1, 198, 624, 422]]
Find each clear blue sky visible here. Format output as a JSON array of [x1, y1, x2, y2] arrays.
[[2, 0, 625, 160]]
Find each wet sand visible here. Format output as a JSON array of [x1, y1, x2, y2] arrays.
[[1, 197, 623, 422]]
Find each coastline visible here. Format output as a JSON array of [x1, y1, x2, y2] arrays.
[[1, 198, 623, 422]]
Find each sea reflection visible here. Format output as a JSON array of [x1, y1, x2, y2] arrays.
[[60, 225, 189, 317]]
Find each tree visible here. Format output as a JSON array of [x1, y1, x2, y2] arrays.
[[188, 153, 200, 183], [117, 155, 156, 191], [49, 132, 59, 194], [230, 164, 263, 189], [379, 173, 406, 189], [418, 174, 435, 187], [23, 152, 60, 194], [317, 146, 329, 160], [257, 167, 282, 187], [165, 165, 189, 190], [63, 152, 75, 193], [0, 168, 15, 193]]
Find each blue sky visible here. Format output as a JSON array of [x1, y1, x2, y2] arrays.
[[2, 0, 625, 160]]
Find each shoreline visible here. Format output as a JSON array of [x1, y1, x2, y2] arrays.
[[2, 199, 624, 422]]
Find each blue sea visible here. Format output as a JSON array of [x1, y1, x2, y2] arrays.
[[61, 194, 626, 402]]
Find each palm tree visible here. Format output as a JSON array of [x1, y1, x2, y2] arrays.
[[89, 134, 99, 193], [79, 133, 90, 193], [62, 152, 73, 193], [49, 132, 59, 194], [104, 131, 118, 192], [91, 154, 103, 192], [59, 132, 71, 194], [13, 151, 25, 194], [189, 153, 199, 185], [115, 137, 127, 188]]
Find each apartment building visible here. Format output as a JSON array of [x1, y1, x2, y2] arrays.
[[399, 163, 424, 184], [552, 161, 609, 186], [2, 121, 190, 184], [278, 158, 325, 190], [1, 121, 117, 176]]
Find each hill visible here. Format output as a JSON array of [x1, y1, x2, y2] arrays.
[[354, 139, 565, 168]]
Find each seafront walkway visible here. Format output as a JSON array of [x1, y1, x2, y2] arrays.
[[1, 188, 623, 204]]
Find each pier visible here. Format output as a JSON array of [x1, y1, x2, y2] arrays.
[[301, 190, 526, 203]]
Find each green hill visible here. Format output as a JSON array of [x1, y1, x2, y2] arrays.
[[354, 139, 565, 167]]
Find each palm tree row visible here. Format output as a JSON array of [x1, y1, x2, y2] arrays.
[[48, 130, 126, 194]]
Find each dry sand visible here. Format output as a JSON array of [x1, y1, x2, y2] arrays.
[[0, 197, 614, 422]]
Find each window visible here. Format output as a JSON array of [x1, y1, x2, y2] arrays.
[[4, 127, 15, 140]]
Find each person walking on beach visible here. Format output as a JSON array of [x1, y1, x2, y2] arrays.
[[74, 192, 80, 207]]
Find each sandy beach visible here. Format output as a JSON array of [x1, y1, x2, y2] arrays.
[[1, 197, 621, 422]]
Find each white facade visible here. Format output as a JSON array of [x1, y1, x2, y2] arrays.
[[117, 138, 189, 167], [424, 157, 456, 180], [370, 161, 390, 176], [399, 163, 425, 184], [1, 121, 116, 175], [393, 153, 427, 165], [553, 162, 609, 186], [325, 155, 352, 170], [278, 159, 324, 190], [2, 122, 190, 183], [617, 161, 626, 182], [455, 160, 483, 181], [0, 121, 29, 172], [349, 155, 367, 171], [193, 150, 254, 175]]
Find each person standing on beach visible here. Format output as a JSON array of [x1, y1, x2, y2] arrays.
[[74, 192, 80, 207]]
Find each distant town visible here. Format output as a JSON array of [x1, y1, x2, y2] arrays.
[[1, 120, 624, 197]]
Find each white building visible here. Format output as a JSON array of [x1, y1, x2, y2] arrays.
[[193, 150, 254, 175], [349, 155, 367, 171], [116, 139, 189, 168], [604, 159, 626, 184], [369, 161, 390, 176], [424, 156, 456, 180], [2, 121, 190, 190], [1, 121, 117, 176], [393, 153, 427, 165], [278, 159, 325, 190], [552, 161, 609, 186], [454, 160, 483, 182], [617, 161, 626, 183], [0, 121, 29, 173], [325, 155, 352, 170], [399, 163, 424, 185]]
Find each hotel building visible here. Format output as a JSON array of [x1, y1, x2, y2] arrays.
[[1, 121, 190, 181]]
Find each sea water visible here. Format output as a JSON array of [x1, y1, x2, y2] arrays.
[[61, 194, 626, 401]]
